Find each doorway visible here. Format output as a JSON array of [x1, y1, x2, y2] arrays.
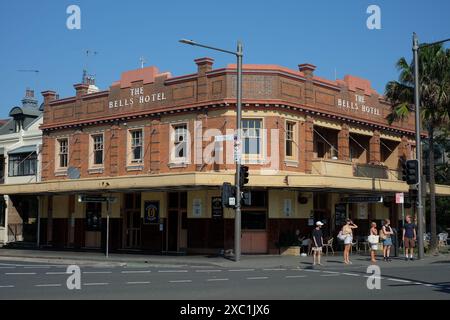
[[166, 192, 187, 254], [123, 193, 141, 249]]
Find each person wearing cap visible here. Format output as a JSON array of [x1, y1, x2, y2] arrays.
[[312, 221, 324, 266]]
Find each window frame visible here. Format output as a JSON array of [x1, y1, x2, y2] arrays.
[[8, 152, 37, 177], [170, 122, 190, 164], [128, 128, 144, 165], [89, 133, 105, 168], [241, 118, 265, 163], [56, 137, 69, 171], [285, 120, 298, 160]]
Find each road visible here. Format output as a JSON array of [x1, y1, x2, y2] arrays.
[[0, 258, 449, 300]]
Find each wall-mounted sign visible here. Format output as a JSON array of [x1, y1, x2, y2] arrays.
[[109, 86, 167, 109], [337, 94, 381, 117], [211, 197, 223, 219], [357, 203, 369, 220], [193, 198, 202, 217], [283, 199, 292, 217], [396, 193, 405, 204], [144, 201, 160, 224], [341, 196, 383, 203]]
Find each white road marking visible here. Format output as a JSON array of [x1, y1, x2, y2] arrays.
[[303, 269, 320, 273], [0, 285, 14, 288], [84, 283, 109, 286], [126, 282, 151, 285], [247, 277, 269, 280], [322, 271, 340, 274], [195, 270, 222, 273], [321, 274, 340, 277], [387, 278, 411, 283], [83, 271, 112, 274], [263, 268, 287, 271], [5, 273, 37, 276], [285, 276, 307, 279], [121, 270, 152, 274], [229, 269, 255, 272], [46, 272, 68, 275], [24, 266, 51, 269], [169, 280, 192, 283], [0, 267, 16, 269], [342, 273, 360, 277], [35, 284, 62, 288], [158, 270, 188, 273], [207, 279, 229, 282]]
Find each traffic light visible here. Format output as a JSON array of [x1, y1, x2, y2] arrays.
[[221, 183, 236, 208], [239, 166, 249, 188], [402, 160, 419, 185]]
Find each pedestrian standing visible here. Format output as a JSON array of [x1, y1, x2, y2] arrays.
[[312, 222, 324, 266], [381, 219, 394, 262], [403, 215, 417, 261], [369, 222, 379, 263], [342, 219, 358, 265]]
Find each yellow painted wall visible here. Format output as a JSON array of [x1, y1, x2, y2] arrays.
[[187, 190, 223, 219], [374, 203, 390, 220], [52, 195, 69, 218], [268, 190, 313, 219], [141, 192, 167, 219], [39, 196, 48, 218]]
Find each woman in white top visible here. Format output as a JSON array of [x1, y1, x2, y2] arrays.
[[342, 219, 358, 265]]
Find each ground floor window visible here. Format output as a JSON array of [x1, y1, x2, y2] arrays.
[[242, 211, 267, 230]]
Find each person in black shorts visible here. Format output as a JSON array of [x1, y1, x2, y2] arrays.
[[403, 215, 417, 261], [312, 221, 324, 266]]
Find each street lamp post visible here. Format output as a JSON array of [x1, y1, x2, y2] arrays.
[[412, 33, 450, 260], [179, 39, 244, 262]]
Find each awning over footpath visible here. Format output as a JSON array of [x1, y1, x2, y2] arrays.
[[0, 172, 449, 196], [8, 145, 37, 155]]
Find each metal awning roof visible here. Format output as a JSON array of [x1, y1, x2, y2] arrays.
[[8, 145, 37, 155]]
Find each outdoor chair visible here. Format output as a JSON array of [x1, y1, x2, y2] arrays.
[[323, 238, 334, 256], [438, 233, 448, 248]]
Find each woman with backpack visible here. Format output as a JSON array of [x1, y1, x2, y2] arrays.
[[381, 219, 394, 262]]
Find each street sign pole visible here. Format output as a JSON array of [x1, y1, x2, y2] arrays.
[[106, 199, 111, 258]]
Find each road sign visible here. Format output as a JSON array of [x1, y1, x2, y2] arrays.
[[395, 193, 405, 204], [78, 195, 117, 203]]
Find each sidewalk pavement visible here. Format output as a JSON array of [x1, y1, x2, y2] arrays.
[[0, 248, 448, 269]]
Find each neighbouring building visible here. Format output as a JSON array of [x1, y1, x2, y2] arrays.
[[1, 60, 449, 254], [0, 89, 43, 245]]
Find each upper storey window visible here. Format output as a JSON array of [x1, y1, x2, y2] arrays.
[[242, 119, 262, 156], [57, 138, 69, 169], [129, 129, 143, 164]]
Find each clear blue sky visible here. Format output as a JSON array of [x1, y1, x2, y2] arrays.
[[1, 0, 449, 117]]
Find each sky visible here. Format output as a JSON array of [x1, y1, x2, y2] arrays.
[[0, 0, 449, 117]]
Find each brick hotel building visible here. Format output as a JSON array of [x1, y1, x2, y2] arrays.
[[2, 58, 449, 254]]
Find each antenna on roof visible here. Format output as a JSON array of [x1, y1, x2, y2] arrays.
[[334, 68, 337, 81], [17, 69, 40, 100], [140, 56, 147, 69]]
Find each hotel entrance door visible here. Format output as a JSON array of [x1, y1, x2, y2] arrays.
[[123, 193, 141, 249]]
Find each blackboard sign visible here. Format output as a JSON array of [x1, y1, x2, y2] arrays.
[[86, 202, 102, 231], [212, 197, 223, 219], [335, 203, 347, 227], [144, 201, 160, 224]]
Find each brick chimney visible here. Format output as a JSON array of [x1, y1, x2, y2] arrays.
[[22, 88, 38, 108], [41, 90, 58, 104], [74, 83, 90, 98], [298, 63, 316, 78], [195, 57, 214, 75]]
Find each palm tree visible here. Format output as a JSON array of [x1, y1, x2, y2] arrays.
[[385, 44, 450, 252]]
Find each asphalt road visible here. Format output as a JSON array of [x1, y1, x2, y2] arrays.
[[0, 259, 449, 300]]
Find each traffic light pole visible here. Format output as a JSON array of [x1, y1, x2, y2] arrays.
[[413, 33, 425, 260], [234, 41, 243, 262]]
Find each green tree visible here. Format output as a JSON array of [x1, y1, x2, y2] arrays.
[[385, 44, 450, 252]]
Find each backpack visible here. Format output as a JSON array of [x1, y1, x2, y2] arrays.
[[379, 227, 387, 240]]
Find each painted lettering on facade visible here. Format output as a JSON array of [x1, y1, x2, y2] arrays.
[[109, 86, 166, 109], [337, 94, 381, 117]]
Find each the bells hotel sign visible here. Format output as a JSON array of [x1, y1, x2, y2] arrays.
[[109, 86, 167, 109]]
